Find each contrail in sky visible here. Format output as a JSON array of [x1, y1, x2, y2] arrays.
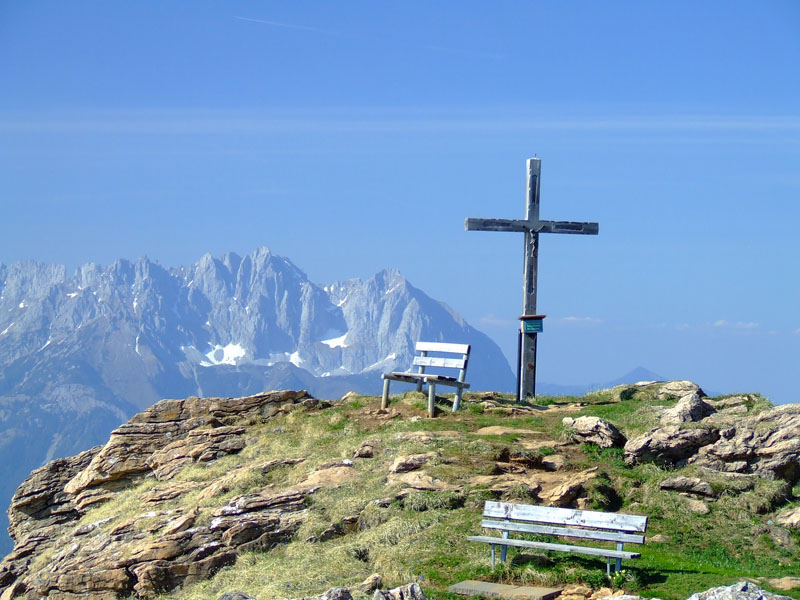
[[234, 16, 336, 35]]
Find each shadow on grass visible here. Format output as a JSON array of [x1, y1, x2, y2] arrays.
[[502, 552, 726, 587]]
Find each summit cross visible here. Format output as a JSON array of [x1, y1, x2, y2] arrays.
[[465, 158, 599, 400]]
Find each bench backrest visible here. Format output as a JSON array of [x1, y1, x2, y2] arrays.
[[481, 501, 647, 545], [412, 341, 470, 382]]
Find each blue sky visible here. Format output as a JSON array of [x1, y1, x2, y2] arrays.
[[1, 1, 799, 402]]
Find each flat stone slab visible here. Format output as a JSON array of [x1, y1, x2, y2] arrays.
[[449, 580, 561, 600], [475, 426, 542, 436]]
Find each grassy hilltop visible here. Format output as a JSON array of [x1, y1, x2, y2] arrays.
[[61, 384, 798, 600]]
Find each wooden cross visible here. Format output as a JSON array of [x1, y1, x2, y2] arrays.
[[465, 158, 598, 400]]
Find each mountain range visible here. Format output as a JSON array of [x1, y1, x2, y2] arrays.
[[0, 247, 516, 554]]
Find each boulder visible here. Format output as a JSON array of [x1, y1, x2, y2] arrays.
[[218, 593, 259, 600], [765, 577, 800, 591], [775, 507, 800, 529], [562, 416, 626, 448], [686, 581, 792, 600], [354, 440, 377, 458], [374, 583, 428, 600], [624, 426, 719, 466], [359, 574, 383, 593], [541, 481, 584, 507], [683, 497, 709, 514], [593, 596, 656, 600], [493, 462, 528, 475], [660, 393, 716, 425], [689, 404, 800, 482], [561, 584, 592, 597], [703, 398, 749, 424], [389, 452, 438, 473], [474, 426, 541, 436], [541, 454, 566, 471], [712, 396, 746, 408], [656, 381, 705, 400], [393, 431, 462, 443], [293, 588, 354, 600], [659, 476, 716, 497]]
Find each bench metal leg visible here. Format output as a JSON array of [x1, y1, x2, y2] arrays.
[[607, 560, 611, 578], [500, 530, 509, 562], [381, 378, 391, 409], [490, 545, 496, 569], [615, 542, 623, 572], [427, 383, 436, 418], [453, 386, 464, 412]]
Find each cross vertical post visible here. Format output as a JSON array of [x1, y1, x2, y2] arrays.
[[465, 157, 599, 401], [521, 158, 540, 399]]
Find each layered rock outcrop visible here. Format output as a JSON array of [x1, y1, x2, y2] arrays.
[[659, 393, 715, 425], [624, 398, 800, 484], [562, 416, 626, 448], [689, 404, 800, 482], [624, 426, 719, 467], [0, 390, 321, 599]]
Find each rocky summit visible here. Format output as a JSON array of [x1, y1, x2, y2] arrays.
[[0, 382, 799, 600], [0, 390, 321, 599]]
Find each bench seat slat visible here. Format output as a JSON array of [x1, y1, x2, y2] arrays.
[[415, 341, 470, 354], [484, 501, 648, 533], [413, 356, 467, 369], [383, 372, 468, 387], [466, 536, 640, 560], [481, 519, 645, 545], [383, 372, 427, 381]]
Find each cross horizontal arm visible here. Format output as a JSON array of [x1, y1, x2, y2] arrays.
[[465, 218, 598, 235], [465, 218, 527, 232], [536, 220, 599, 235]]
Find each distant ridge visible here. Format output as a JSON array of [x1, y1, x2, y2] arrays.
[[538, 366, 665, 397]]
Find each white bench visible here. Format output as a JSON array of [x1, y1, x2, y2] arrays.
[[468, 501, 647, 576], [380, 341, 471, 418]]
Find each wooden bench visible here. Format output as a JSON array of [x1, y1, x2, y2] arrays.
[[381, 341, 471, 418], [468, 501, 647, 576]]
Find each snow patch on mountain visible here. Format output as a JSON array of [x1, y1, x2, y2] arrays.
[[202, 343, 247, 366], [322, 334, 348, 348]]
